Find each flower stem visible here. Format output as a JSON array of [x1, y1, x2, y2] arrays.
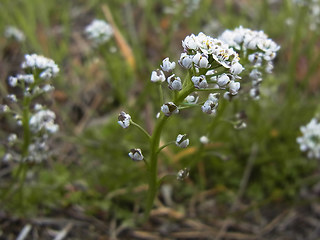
[[144, 115, 168, 220], [130, 120, 151, 140], [144, 75, 195, 220]]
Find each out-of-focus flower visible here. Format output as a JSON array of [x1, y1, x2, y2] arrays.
[[85, 19, 113, 45], [4, 26, 25, 42], [297, 118, 320, 159]]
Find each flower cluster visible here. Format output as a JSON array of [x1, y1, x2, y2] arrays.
[[1, 54, 59, 163], [4, 26, 25, 42], [85, 19, 114, 46], [297, 118, 320, 159], [180, 32, 243, 96], [219, 26, 280, 99]]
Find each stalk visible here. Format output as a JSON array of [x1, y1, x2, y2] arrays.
[[144, 75, 194, 220]]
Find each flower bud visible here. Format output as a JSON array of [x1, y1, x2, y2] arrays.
[[167, 74, 182, 91], [191, 75, 208, 89], [230, 62, 244, 75], [176, 134, 189, 148], [128, 148, 144, 161], [161, 102, 179, 116], [217, 74, 230, 88], [118, 111, 131, 128], [228, 80, 240, 95], [177, 168, 190, 181], [193, 53, 210, 68], [161, 57, 176, 72], [151, 69, 166, 83], [179, 53, 193, 69]]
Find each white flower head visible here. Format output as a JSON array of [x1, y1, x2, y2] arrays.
[[161, 102, 179, 116], [192, 75, 208, 89], [128, 148, 144, 161], [161, 57, 176, 72], [22, 54, 59, 80], [176, 134, 189, 148], [29, 109, 59, 134], [4, 26, 25, 42], [167, 74, 182, 91], [297, 118, 320, 159], [151, 69, 166, 83], [118, 111, 131, 128], [85, 19, 113, 45]]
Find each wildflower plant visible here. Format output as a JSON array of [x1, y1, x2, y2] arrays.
[[118, 29, 279, 219], [1, 54, 59, 204]]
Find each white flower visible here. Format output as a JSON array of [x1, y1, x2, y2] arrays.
[[161, 102, 179, 116], [22, 54, 59, 80], [85, 19, 113, 45], [0, 105, 10, 113], [128, 148, 144, 161], [4, 26, 25, 42], [8, 134, 17, 143], [185, 94, 199, 104], [167, 74, 182, 91], [230, 62, 244, 75], [161, 57, 176, 72], [200, 136, 209, 144], [182, 34, 198, 51], [6, 94, 17, 103], [179, 53, 193, 69], [191, 75, 208, 89], [3, 153, 13, 163], [193, 53, 210, 68], [201, 93, 219, 115], [151, 69, 166, 83], [118, 111, 131, 128], [29, 109, 59, 134], [297, 118, 320, 159], [8, 76, 18, 87], [228, 80, 240, 95], [217, 74, 230, 88], [176, 134, 189, 148]]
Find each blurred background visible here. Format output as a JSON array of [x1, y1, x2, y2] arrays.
[[0, 0, 320, 239]]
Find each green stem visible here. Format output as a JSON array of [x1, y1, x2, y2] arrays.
[[144, 115, 168, 220], [157, 141, 175, 154], [144, 75, 195, 220], [130, 120, 151, 140]]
